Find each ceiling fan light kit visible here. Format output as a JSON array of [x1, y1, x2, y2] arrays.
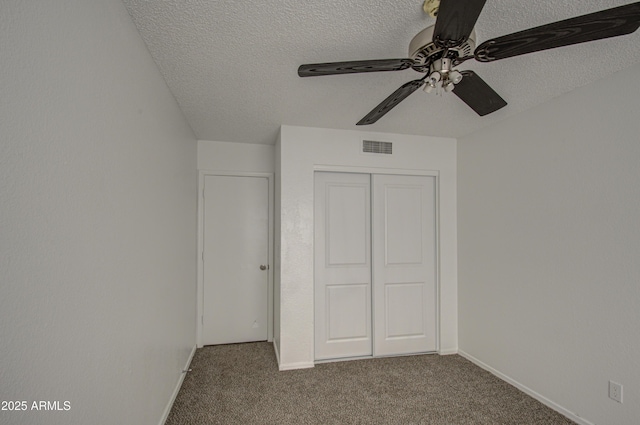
[[298, 1, 640, 125], [423, 0, 440, 18]]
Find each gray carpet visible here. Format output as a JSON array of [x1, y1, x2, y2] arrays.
[[166, 342, 575, 425]]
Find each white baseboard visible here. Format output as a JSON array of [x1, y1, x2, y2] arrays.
[[272, 339, 314, 371], [273, 338, 315, 371], [272, 340, 314, 371], [159, 345, 197, 425], [458, 350, 594, 425], [272, 339, 281, 367], [278, 361, 315, 371], [438, 348, 458, 355]]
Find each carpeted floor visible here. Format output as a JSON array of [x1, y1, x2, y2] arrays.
[[166, 342, 576, 425]]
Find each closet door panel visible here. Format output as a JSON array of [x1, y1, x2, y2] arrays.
[[373, 174, 437, 356], [314, 172, 372, 360]]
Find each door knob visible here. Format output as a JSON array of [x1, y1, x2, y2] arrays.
[[260, 265, 269, 270]]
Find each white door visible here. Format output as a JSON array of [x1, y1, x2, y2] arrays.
[[314, 172, 372, 360], [202, 175, 269, 345], [372, 174, 437, 356]]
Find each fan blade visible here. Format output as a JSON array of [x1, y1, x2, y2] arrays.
[[433, 0, 487, 47], [453, 71, 506, 116], [298, 59, 413, 77], [356, 79, 424, 125], [475, 2, 640, 62]]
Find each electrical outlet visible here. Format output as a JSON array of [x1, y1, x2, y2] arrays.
[[609, 381, 623, 403]]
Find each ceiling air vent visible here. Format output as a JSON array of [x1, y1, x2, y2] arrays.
[[363, 140, 392, 155]]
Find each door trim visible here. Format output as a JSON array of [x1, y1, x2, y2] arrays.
[[312, 166, 441, 359], [197, 170, 274, 347]]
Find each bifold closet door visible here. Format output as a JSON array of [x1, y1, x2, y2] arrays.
[[372, 174, 437, 356], [314, 172, 372, 360]]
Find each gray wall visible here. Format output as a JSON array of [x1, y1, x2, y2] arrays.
[[0, 1, 197, 424], [458, 63, 640, 425]]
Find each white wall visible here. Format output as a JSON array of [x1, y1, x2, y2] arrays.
[[0, 2, 197, 424], [277, 125, 458, 369], [274, 132, 283, 360], [198, 140, 275, 173], [458, 63, 640, 425]]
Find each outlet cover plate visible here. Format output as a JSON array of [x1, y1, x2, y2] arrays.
[[609, 381, 623, 403]]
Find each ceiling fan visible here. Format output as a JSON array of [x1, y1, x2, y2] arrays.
[[298, 0, 640, 125]]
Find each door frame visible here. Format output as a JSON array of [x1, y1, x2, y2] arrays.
[[313, 165, 441, 358], [197, 170, 274, 348]]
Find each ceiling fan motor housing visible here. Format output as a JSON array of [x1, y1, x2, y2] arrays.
[[409, 25, 475, 72]]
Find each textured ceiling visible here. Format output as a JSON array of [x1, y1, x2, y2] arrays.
[[122, 0, 640, 145]]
